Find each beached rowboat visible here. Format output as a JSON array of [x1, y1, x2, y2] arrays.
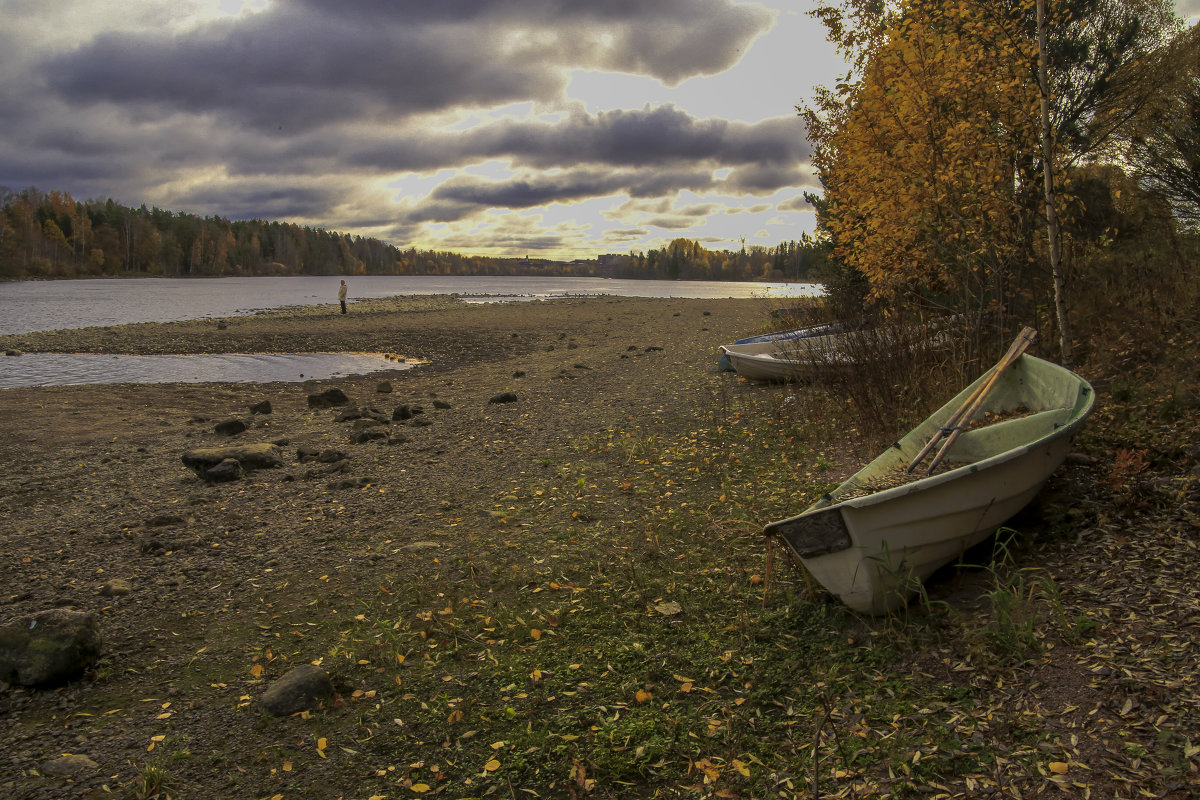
[[720, 323, 941, 382], [764, 351, 1095, 614], [716, 323, 842, 372], [719, 328, 862, 381]]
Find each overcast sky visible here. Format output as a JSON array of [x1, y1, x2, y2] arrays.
[[1, 1, 1194, 260]]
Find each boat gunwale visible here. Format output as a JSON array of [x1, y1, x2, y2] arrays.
[[788, 355, 1095, 516]]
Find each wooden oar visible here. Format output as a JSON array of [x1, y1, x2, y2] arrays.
[[922, 327, 1038, 474], [907, 327, 1038, 474]]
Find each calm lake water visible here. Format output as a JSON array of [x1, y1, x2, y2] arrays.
[[0, 352, 415, 389], [0, 276, 819, 387], [0, 276, 820, 336]]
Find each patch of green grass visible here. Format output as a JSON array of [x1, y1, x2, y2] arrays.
[[129, 758, 178, 800]]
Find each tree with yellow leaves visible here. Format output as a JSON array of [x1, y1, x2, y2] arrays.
[[802, 0, 1179, 359]]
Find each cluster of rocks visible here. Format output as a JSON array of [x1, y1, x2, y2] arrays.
[[179, 384, 511, 485], [1, 604, 340, 784]]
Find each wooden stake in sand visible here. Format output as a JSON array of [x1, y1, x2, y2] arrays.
[[907, 327, 1039, 475]]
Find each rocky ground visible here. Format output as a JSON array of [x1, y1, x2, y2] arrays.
[[0, 295, 772, 798], [1, 295, 1197, 800]]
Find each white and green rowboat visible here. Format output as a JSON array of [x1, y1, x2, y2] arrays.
[[765, 351, 1095, 614]]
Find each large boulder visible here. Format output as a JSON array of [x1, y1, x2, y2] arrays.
[[0, 609, 102, 687], [181, 443, 284, 477]]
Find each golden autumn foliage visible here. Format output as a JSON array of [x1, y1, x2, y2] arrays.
[[803, 0, 1182, 353], [817, 0, 1041, 309]]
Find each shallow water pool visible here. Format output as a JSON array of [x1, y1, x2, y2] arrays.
[[0, 352, 414, 389]]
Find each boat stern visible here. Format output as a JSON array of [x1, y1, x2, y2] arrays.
[[764, 506, 852, 558]]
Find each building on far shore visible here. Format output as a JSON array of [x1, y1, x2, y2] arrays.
[[595, 254, 622, 277]]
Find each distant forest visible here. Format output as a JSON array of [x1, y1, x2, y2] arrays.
[[0, 187, 828, 283]]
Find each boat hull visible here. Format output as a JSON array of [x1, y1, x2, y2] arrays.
[[716, 323, 840, 372], [720, 324, 939, 382], [764, 354, 1094, 614], [720, 329, 855, 381]]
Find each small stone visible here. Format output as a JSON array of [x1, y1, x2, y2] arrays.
[[41, 754, 99, 777], [258, 664, 335, 716], [182, 443, 284, 475], [392, 404, 413, 421], [4, 349, 22, 356], [376, 380, 393, 393], [401, 541, 441, 552], [99, 579, 133, 597], [249, 400, 273, 415], [433, 399, 452, 409], [328, 477, 370, 490], [205, 458, 244, 482], [488, 392, 518, 405], [307, 388, 350, 408], [214, 418, 247, 436]]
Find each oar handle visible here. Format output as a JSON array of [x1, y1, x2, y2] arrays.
[[924, 327, 1037, 474], [907, 328, 1032, 472]]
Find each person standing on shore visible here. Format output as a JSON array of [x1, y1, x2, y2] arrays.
[[338, 280, 348, 314]]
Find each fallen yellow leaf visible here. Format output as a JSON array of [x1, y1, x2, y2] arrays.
[[484, 758, 501, 772], [530, 628, 542, 640], [1049, 761, 1069, 774]]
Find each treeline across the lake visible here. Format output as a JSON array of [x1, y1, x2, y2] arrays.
[[611, 236, 830, 283], [0, 188, 587, 280], [0, 187, 826, 283]]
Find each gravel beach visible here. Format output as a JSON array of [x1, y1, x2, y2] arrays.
[[0, 294, 775, 798]]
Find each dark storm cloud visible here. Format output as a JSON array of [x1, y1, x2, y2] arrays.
[[43, 0, 771, 133], [289, 0, 774, 84], [178, 180, 351, 221], [431, 171, 631, 210], [45, 16, 565, 133], [394, 164, 723, 225], [475, 107, 810, 170], [778, 194, 816, 213], [345, 107, 808, 186]]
